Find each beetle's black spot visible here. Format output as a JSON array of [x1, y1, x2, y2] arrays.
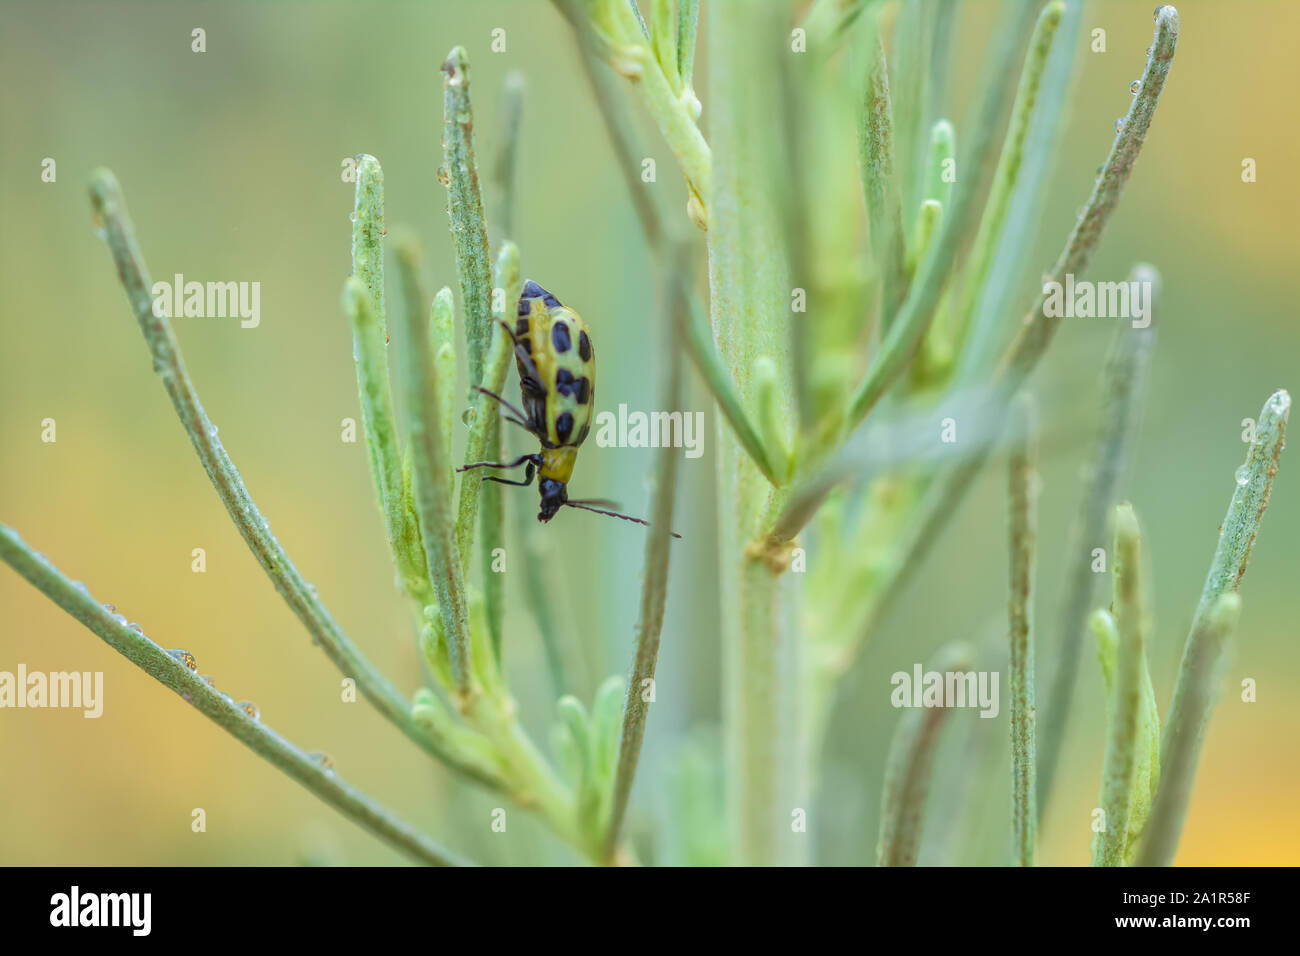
[[575, 422, 590, 445], [578, 330, 592, 362], [516, 298, 531, 316], [542, 292, 561, 308], [515, 317, 529, 334], [555, 368, 582, 398], [522, 279, 546, 299], [551, 322, 571, 353], [555, 411, 574, 444], [574, 377, 590, 404], [518, 336, 532, 359]]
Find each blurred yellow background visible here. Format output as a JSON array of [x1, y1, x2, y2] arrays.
[[1, 0, 1296, 865]]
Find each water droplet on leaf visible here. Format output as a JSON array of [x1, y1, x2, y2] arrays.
[[169, 648, 198, 671], [239, 700, 260, 721], [1115, 117, 1125, 134], [1130, 80, 1141, 95], [1235, 465, 1250, 486], [309, 751, 336, 774]]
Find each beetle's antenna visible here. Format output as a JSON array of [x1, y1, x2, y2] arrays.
[[565, 499, 682, 539]]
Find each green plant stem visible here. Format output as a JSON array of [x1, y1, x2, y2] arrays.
[[1135, 595, 1239, 867], [0, 525, 473, 868], [844, 0, 1040, 430], [344, 274, 432, 602], [1007, 393, 1038, 866], [877, 642, 971, 866], [800, 5, 1180, 668], [955, 0, 1083, 385], [1000, 6, 1179, 387], [87, 169, 498, 789], [676, 0, 699, 91], [442, 46, 494, 387], [392, 236, 474, 700], [1039, 296, 1155, 817], [709, 0, 803, 867], [554, 0, 710, 228], [1137, 388, 1289, 865], [455, 243, 518, 577], [478, 246, 522, 663], [950, 1, 1063, 356], [860, 31, 909, 331], [561, 9, 780, 485], [1093, 504, 1145, 867], [604, 265, 684, 862]]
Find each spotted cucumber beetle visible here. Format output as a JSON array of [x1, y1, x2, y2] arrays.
[[459, 279, 680, 538]]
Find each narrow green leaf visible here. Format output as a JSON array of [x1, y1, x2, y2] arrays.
[[0, 526, 476, 867], [1138, 388, 1289, 865], [1092, 503, 1146, 867], [877, 642, 972, 866], [392, 234, 474, 698], [860, 31, 909, 330], [1007, 392, 1038, 867], [441, 47, 494, 386]]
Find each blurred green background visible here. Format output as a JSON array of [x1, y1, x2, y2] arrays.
[[1, 0, 1296, 865]]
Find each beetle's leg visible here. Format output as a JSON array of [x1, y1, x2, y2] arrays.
[[497, 317, 546, 386], [457, 453, 540, 474], [483, 462, 537, 488], [472, 385, 534, 426]]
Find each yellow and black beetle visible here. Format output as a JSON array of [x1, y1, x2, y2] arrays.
[[458, 280, 679, 538]]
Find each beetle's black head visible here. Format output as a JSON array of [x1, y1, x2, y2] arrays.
[[538, 478, 568, 522]]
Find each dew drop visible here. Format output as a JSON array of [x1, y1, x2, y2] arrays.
[[1146, 46, 1153, 57], [239, 700, 261, 721], [1235, 465, 1250, 486], [1130, 80, 1141, 95], [1115, 117, 1125, 134], [112, 613, 128, 626], [461, 407, 476, 426], [207, 424, 219, 437], [102, 603, 116, 613], [309, 750, 336, 774], [128, 622, 143, 633], [200, 674, 216, 688], [72, 580, 88, 593], [349, 211, 358, 223], [169, 648, 198, 671]]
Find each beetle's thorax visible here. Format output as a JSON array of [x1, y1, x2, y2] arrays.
[[539, 446, 577, 484]]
